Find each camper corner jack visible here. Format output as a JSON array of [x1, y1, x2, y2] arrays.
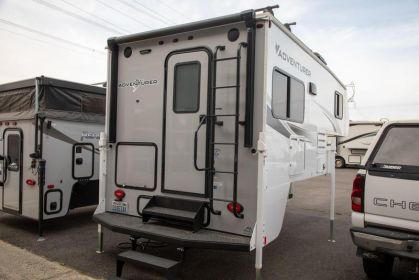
[[328, 144, 336, 243], [96, 132, 108, 253], [37, 159, 46, 242], [255, 132, 267, 273]]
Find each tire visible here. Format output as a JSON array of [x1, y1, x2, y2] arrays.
[[335, 157, 345, 168], [362, 256, 394, 279]]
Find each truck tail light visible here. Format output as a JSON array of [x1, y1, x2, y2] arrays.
[[351, 174, 365, 212], [114, 189, 125, 201]]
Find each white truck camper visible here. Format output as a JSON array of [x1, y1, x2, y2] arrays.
[[335, 121, 383, 168], [0, 76, 105, 239], [351, 121, 419, 279], [94, 6, 348, 277]]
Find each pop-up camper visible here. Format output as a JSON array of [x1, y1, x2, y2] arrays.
[[94, 6, 348, 277], [0, 76, 105, 238]]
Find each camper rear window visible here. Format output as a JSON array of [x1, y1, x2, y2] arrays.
[[173, 61, 201, 113], [373, 126, 419, 167], [272, 68, 305, 123]]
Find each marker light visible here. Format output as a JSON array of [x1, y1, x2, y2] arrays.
[[26, 179, 36, 186], [227, 202, 243, 214], [47, 184, 55, 189], [114, 189, 126, 201]]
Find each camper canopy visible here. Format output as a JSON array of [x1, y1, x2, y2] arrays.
[[0, 76, 105, 123]]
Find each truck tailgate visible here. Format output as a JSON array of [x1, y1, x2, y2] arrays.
[[365, 173, 419, 226]]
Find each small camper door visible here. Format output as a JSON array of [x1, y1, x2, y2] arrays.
[[2, 129, 22, 213], [162, 50, 210, 196]]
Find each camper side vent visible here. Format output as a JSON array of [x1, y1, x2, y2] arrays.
[[309, 82, 317, 95]]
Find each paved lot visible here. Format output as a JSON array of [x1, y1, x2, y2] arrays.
[[0, 240, 94, 280], [0, 168, 417, 279]]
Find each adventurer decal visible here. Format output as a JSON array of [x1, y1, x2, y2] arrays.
[[275, 43, 311, 77], [118, 79, 158, 93]]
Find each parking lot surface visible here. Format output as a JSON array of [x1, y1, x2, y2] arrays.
[[0, 168, 417, 279]]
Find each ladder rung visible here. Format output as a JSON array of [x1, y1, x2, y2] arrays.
[[215, 56, 239, 62], [212, 142, 237, 146], [214, 85, 238, 89], [213, 170, 237, 174]]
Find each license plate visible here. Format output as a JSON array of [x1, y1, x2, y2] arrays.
[[112, 201, 128, 214]]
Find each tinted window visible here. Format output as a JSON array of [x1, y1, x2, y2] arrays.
[[335, 92, 343, 119], [272, 69, 305, 123], [373, 126, 419, 166], [173, 62, 201, 113], [289, 79, 305, 123], [7, 134, 20, 171], [272, 70, 288, 119]]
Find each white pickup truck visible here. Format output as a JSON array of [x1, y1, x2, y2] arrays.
[[350, 121, 419, 279]]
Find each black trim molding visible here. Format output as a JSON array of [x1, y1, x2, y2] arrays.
[[115, 142, 158, 191], [44, 189, 63, 215], [72, 143, 95, 180]]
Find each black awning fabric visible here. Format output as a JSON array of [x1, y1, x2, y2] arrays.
[[0, 77, 105, 123], [39, 85, 105, 123], [0, 87, 35, 113]]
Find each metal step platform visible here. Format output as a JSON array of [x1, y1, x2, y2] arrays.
[[116, 250, 180, 280], [93, 212, 250, 251], [142, 196, 206, 231]]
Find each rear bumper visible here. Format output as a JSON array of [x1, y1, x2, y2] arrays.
[[94, 212, 250, 252], [350, 227, 419, 260]]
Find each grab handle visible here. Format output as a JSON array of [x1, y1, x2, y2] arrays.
[[194, 115, 209, 171]]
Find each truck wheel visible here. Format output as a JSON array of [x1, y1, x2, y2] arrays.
[[362, 256, 394, 279], [335, 157, 345, 168]]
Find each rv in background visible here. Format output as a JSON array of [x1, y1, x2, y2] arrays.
[[335, 121, 383, 168], [0, 76, 105, 237], [94, 6, 348, 277]]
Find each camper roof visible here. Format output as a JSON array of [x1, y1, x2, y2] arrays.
[[0, 76, 105, 95], [0, 76, 105, 123], [107, 7, 345, 89]]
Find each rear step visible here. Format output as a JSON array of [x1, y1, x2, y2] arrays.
[[142, 196, 206, 231], [116, 250, 180, 280]]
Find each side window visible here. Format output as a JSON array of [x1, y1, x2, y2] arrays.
[[335, 91, 343, 119], [289, 78, 305, 123], [173, 61, 201, 113], [272, 70, 288, 119], [272, 68, 305, 123]]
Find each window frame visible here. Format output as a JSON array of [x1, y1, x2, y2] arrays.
[[172, 61, 201, 114], [271, 67, 305, 124], [334, 91, 343, 120]]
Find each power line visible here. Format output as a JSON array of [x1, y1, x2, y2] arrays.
[[96, 0, 152, 29], [154, 0, 193, 21], [0, 27, 102, 57], [117, 0, 169, 26], [31, 0, 123, 35], [0, 18, 106, 55], [60, 0, 131, 34], [132, 0, 176, 25]]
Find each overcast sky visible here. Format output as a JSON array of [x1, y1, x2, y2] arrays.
[[0, 0, 418, 121]]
